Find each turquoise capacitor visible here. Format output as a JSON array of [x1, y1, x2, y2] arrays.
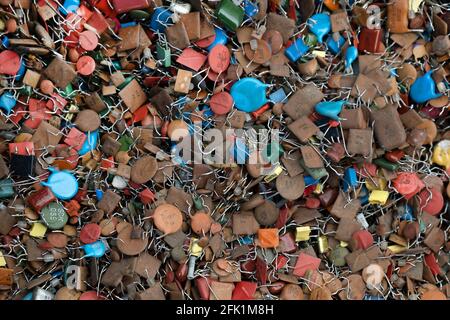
[[41, 167, 79, 200], [409, 71, 442, 104], [345, 46, 358, 71], [78, 130, 99, 156], [83, 240, 107, 258], [230, 78, 268, 112], [315, 101, 346, 120], [0, 92, 16, 114], [326, 34, 345, 55], [307, 13, 331, 44]]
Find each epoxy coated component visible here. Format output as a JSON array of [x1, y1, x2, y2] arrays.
[[230, 78, 268, 112], [41, 167, 79, 200], [409, 71, 442, 103], [307, 13, 331, 43], [315, 101, 345, 120]]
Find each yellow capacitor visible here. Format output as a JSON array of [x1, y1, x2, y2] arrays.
[[365, 177, 387, 191], [369, 190, 389, 205], [340, 241, 348, 247], [264, 165, 283, 183], [432, 140, 450, 169], [409, 0, 423, 12], [387, 245, 407, 254], [30, 223, 47, 238], [189, 238, 203, 257], [296, 226, 311, 242], [314, 183, 323, 194], [318, 236, 329, 253], [312, 50, 326, 58], [0, 252, 6, 267]]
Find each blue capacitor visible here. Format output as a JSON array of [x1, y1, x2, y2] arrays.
[[78, 130, 99, 156], [304, 175, 319, 187], [230, 78, 268, 112], [326, 34, 345, 55], [149, 7, 173, 33], [269, 88, 287, 103], [83, 240, 106, 258], [95, 189, 103, 201], [315, 100, 346, 121], [0, 92, 16, 114], [345, 46, 358, 70], [239, 235, 254, 245], [399, 204, 414, 221], [120, 22, 138, 28], [22, 292, 33, 300], [358, 185, 369, 205], [41, 167, 79, 200], [207, 27, 228, 51], [284, 37, 309, 62], [342, 167, 358, 191], [409, 71, 442, 104], [14, 59, 26, 81], [1, 36, 9, 48], [307, 13, 331, 43], [59, 0, 80, 15], [244, 0, 258, 17]]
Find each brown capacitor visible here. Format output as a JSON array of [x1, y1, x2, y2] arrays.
[[387, 0, 409, 33], [370, 105, 407, 151]]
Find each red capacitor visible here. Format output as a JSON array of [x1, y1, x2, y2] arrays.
[[255, 257, 268, 285], [278, 233, 297, 253], [418, 187, 444, 216], [351, 230, 373, 250], [305, 197, 321, 209], [393, 172, 425, 198], [385, 150, 405, 163], [232, 281, 257, 300], [275, 205, 289, 229], [275, 254, 289, 270], [424, 253, 441, 276], [139, 188, 155, 204], [293, 253, 321, 277], [195, 277, 211, 300], [358, 28, 383, 53], [79, 223, 101, 244], [27, 187, 56, 212], [112, 0, 150, 14], [240, 259, 256, 272]]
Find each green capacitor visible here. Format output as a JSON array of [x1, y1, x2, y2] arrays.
[[216, 0, 244, 31], [129, 10, 151, 20], [60, 83, 74, 98], [119, 135, 134, 151], [299, 158, 328, 180], [373, 158, 399, 171], [157, 43, 171, 67], [117, 76, 134, 90], [93, 51, 104, 62], [0, 179, 14, 198], [304, 33, 317, 47], [111, 60, 122, 71], [20, 85, 32, 96], [329, 246, 349, 267], [193, 197, 203, 210], [41, 202, 68, 230]]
